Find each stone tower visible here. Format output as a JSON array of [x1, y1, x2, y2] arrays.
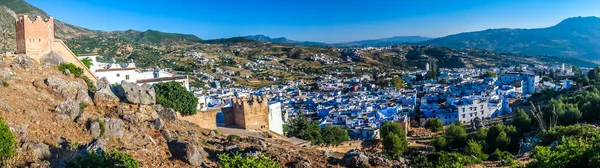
[[15, 15, 55, 59], [231, 96, 270, 131]]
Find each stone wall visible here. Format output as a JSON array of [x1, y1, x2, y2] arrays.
[[178, 109, 222, 130]]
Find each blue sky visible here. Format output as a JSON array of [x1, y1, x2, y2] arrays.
[[27, 0, 600, 43]]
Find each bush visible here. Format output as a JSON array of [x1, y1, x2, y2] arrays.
[[539, 124, 597, 145], [321, 125, 350, 146], [95, 119, 106, 138], [489, 149, 515, 166], [528, 136, 600, 168], [58, 63, 83, 77], [218, 152, 279, 168], [426, 151, 481, 167], [67, 149, 139, 168], [154, 81, 198, 116], [1, 81, 7, 87], [0, 118, 15, 161], [424, 118, 443, 132], [227, 135, 241, 142], [81, 76, 97, 92], [380, 122, 408, 157]]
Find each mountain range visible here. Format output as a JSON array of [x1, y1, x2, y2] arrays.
[[244, 35, 432, 47], [1, 0, 600, 61]]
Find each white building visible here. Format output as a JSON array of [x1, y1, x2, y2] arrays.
[[268, 102, 284, 135], [78, 55, 189, 90]]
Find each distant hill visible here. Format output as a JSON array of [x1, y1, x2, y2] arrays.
[[420, 16, 600, 60], [246, 34, 432, 47], [245, 35, 329, 46], [335, 36, 432, 47], [0, 0, 94, 39]]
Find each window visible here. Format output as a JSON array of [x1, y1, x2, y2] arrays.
[[474, 107, 477, 111], [125, 75, 130, 80], [117, 73, 120, 77], [462, 114, 465, 118], [462, 108, 465, 112], [39, 39, 41, 42], [481, 111, 484, 115]]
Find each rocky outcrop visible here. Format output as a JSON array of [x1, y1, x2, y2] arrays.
[[167, 140, 204, 166], [90, 118, 124, 139], [55, 100, 80, 120], [22, 142, 51, 160], [153, 104, 178, 121], [0, 68, 15, 80], [11, 55, 34, 70], [41, 51, 65, 66], [342, 149, 370, 168], [93, 77, 119, 107], [77, 139, 106, 157], [120, 81, 155, 105], [43, 76, 92, 104]]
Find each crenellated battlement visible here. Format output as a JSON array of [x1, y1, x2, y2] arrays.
[[16, 15, 54, 26], [232, 95, 268, 107]]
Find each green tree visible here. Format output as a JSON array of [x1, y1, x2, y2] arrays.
[[81, 57, 93, 69], [154, 81, 198, 116], [287, 116, 323, 145], [424, 118, 443, 132], [482, 71, 497, 78], [431, 136, 447, 151], [58, 63, 84, 77], [0, 118, 15, 161], [443, 124, 467, 149], [392, 76, 405, 89], [380, 122, 408, 157], [321, 125, 350, 146], [495, 131, 510, 151], [464, 140, 488, 160], [512, 108, 531, 133]]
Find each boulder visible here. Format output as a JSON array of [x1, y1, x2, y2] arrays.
[[153, 105, 178, 121], [153, 118, 165, 130], [294, 160, 312, 168], [44, 76, 93, 104], [93, 77, 119, 107], [343, 149, 370, 168], [55, 101, 79, 120], [167, 140, 204, 166], [120, 81, 155, 105], [63, 69, 71, 76], [77, 139, 106, 156], [22, 142, 51, 160], [11, 55, 34, 70], [0, 68, 15, 80], [90, 118, 124, 139], [41, 51, 65, 66]]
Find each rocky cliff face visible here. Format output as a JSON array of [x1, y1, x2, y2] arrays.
[[0, 56, 410, 167]]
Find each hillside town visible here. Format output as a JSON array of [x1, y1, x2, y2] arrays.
[[1, 1, 600, 167]]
